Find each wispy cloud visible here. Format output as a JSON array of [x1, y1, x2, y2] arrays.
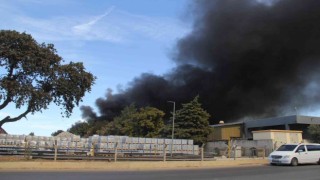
[[0, 2, 189, 44], [73, 6, 115, 35]]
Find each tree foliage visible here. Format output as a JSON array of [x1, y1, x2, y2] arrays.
[[68, 121, 90, 137], [174, 96, 212, 145], [307, 124, 320, 143], [95, 105, 165, 138], [0, 30, 95, 127]]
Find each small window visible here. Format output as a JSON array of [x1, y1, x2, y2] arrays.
[[306, 145, 320, 151], [296, 145, 306, 152]]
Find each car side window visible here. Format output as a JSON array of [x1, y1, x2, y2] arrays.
[[296, 145, 305, 152]]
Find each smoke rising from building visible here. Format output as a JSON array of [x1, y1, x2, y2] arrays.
[[82, 0, 320, 124]]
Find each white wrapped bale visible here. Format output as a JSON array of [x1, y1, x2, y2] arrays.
[[139, 138, 146, 143], [188, 139, 194, 145], [76, 142, 84, 148], [151, 138, 157, 144], [145, 138, 152, 144], [157, 139, 165, 144], [0, 134, 6, 139], [69, 142, 77, 148], [28, 141, 38, 147], [100, 136, 108, 143], [174, 139, 182, 145], [120, 136, 128, 143], [131, 137, 139, 143], [165, 139, 172, 144], [182, 139, 188, 144], [71, 135, 81, 142]]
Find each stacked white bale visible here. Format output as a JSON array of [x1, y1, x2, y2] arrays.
[[38, 141, 46, 150], [109, 142, 116, 150], [28, 140, 37, 148], [151, 138, 157, 144], [89, 135, 100, 144], [145, 138, 152, 144], [71, 135, 81, 142], [76, 142, 84, 149], [100, 136, 108, 143], [0, 133, 198, 155], [46, 141, 54, 149], [157, 138, 165, 144], [193, 145, 199, 155], [165, 139, 172, 145], [139, 137, 146, 144], [122, 143, 129, 150], [131, 137, 139, 144], [0, 134, 6, 139]]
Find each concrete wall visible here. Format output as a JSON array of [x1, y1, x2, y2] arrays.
[[205, 139, 274, 157]]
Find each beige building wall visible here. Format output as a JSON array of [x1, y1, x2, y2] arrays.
[[252, 130, 303, 149], [211, 125, 242, 140]]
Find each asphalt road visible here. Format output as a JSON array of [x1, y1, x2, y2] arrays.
[[1, 164, 320, 180]]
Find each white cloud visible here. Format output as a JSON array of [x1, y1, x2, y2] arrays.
[[0, 2, 189, 44], [73, 6, 115, 35]]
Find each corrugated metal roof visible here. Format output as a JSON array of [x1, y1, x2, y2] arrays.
[[210, 121, 244, 127]]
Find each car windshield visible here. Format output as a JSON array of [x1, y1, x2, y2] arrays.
[[276, 145, 298, 151]]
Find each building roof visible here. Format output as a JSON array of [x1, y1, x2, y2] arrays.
[[0, 127, 7, 134], [210, 121, 244, 128], [210, 115, 320, 128], [252, 129, 303, 133], [245, 115, 320, 128]]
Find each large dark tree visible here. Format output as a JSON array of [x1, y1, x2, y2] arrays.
[[0, 30, 95, 127], [175, 96, 212, 145], [307, 125, 320, 143]]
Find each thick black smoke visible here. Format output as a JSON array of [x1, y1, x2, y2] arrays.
[[82, 0, 320, 124]]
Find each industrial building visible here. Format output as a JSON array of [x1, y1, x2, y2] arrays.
[[210, 115, 320, 140]]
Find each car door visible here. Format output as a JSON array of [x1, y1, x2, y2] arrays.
[[306, 145, 318, 163], [295, 145, 308, 164]]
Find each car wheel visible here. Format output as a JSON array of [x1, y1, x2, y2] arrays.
[[318, 158, 320, 165], [291, 158, 298, 166], [270, 163, 277, 166]]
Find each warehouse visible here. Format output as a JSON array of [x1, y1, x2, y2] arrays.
[[210, 115, 320, 140]]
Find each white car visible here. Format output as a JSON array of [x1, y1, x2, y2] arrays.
[[268, 143, 320, 166]]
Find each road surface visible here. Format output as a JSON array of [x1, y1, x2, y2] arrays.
[[1, 164, 320, 180]]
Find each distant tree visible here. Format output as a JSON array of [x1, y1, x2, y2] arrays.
[[111, 104, 137, 136], [51, 130, 64, 136], [307, 124, 320, 143], [29, 132, 35, 136], [0, 30, 95, 128], [68, 121, 90, 137], [174, 96, 212, 145], [132, 107, 165, 138], [97, 105, 165, 137]]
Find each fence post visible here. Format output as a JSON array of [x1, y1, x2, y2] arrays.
[[24, 137, 30, 160], [163, 144, 167, 162], [114, 142, 118, 162], [201, 143, 205, 161], [54, 140, 58, 161]]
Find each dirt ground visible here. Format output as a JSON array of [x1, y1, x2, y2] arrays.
[[0, 156, 269, 171]]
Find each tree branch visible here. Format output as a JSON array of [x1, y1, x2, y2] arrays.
[[0, 96, 11, 110], [0, 106, 31, 127]]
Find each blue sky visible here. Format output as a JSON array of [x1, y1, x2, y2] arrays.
[[0, 0, 191, 136]]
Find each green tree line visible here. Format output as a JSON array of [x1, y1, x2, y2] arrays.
[[66, 96, 212, 145]]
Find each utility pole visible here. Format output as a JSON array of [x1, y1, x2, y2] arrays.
[[168, 101, 175, 157]]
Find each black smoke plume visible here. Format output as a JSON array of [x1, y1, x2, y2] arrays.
[[82, 0, 320, 124]]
